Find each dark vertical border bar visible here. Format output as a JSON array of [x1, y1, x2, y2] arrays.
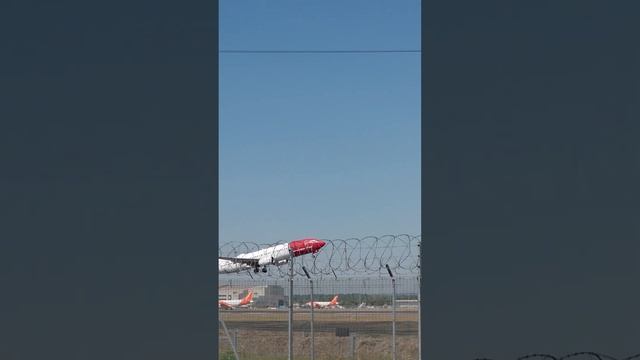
[[213, 0, 219, 356], [420, 1, 640, 358], [0, 0, 219, 358]]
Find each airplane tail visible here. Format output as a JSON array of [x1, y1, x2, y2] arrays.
[[241, 291, 254, 305], [330, 295, 338, 305]]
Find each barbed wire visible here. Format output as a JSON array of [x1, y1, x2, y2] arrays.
[[218, 234, 421, 278], [473, 353, 640, 360]]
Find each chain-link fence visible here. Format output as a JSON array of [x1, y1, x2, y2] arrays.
[[218, 276, 419, 360]]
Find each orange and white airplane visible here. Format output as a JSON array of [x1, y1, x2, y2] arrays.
[[219, 291, 254, 310], [304, 295, 339, 309]]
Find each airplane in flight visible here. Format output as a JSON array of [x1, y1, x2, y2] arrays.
[[304, 295, 339, 309], [219, 291, 254, 310], [219, 238, 326, 274]]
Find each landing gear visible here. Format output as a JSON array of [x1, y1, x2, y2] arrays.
[[253, 266, 267, 273]]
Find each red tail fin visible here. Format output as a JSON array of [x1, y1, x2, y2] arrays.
[[330, 295, 338, 304], [240, 291, 253, 305]]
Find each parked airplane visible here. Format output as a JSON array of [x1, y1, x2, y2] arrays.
[[304, 295, 339, 309], [219, 238, 326, 274], [358, 302, 375, 309], [219, 291, 254, 310]]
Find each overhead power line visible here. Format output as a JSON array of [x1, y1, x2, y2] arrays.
[[219, 49, 421, 54]]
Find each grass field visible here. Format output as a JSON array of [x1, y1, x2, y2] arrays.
[[219, 329, 418, 360], [219, 309, 419, 359]]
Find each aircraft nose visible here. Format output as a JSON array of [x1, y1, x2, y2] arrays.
[[314, 239, 326, 250]]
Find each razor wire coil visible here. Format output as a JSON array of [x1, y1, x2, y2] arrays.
[[219, 234, 421, 278]]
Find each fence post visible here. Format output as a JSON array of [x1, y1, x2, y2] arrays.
[[386, 264, 397, 360], [233, 329, 238, 352], [219, 319, 240, 360], [309, 278, 314, 360], [288, 249, 294, 360], [302, 266, 315, 360], [350, 333, 356, 360]]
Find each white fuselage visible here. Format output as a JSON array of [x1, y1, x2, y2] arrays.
[[219, 299, 244, 307], [219, 243, 290, 274], [306, 301, 337, 308]]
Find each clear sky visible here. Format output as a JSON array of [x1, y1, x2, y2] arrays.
[[219, 1, 421, 243]]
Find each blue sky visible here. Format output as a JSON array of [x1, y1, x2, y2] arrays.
[[219, 0, 421, 243]]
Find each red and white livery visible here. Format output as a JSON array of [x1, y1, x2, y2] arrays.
[[304, 295, 339, 309], [219, 291, 254, 309], [219, 238, 326, 274]]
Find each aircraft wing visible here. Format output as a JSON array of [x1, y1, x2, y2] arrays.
[[219, 256, 260, 267]]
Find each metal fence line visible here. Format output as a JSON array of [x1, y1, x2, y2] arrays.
[[302, 266, 315, 360], [219, 234, 422, 360], [288, 249, 294, 360], [386, 264, 397, 360], [219, 276, 419, 360]]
